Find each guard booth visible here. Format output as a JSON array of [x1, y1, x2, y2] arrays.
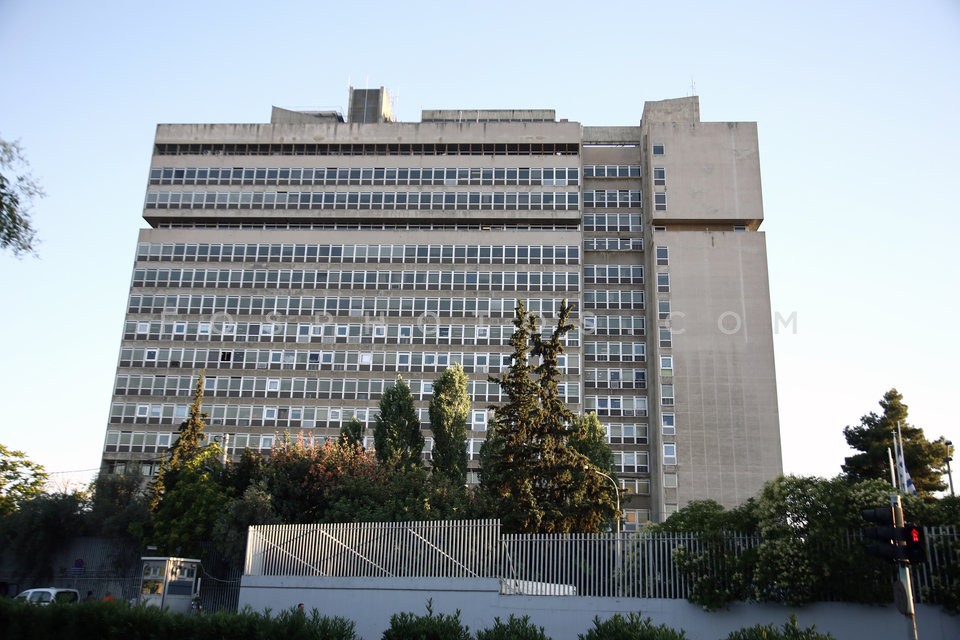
[[138, 557, 201, 612]]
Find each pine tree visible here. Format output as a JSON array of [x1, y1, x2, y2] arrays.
[[842, 388, 949, 495], [374, 375, 424, 468], [480, 301, 617, 533], [340, 417, 366, 449], [429, 364, 470, 486]]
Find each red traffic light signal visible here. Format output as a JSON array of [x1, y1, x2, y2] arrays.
[[903, 523, 926, 564]]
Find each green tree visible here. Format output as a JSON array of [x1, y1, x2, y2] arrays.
[[480, 301, 616, 533], [0, 444, 48, 516], [340, 417, 366, 448], [212, 484, 281, 561], [429, 364, 470, 486], [86, 468, 151, 542], [373, 375, 424, 468], [571, 412, 614, 473], [842, 388, 948, 495], [0, 137, 44, 256], [0, 490, 88, 585], [150, 371, 210, 510]]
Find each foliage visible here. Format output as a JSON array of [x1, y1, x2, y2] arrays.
[[0, 490, 88, 585], [0, 443, 48, 516], [429, 364, 471, 486], [381, 599, 471, 640], [150, 445, 229, 556], [571, 412, 615, 473], [653, 500, 758, 610], [475, 614, 551, 640], [212, 484, 281, 561], [86, 469, 151, 542], [480, 301, 617, 533], [842, 388, 948, 495], [578, 613, 687, 640], [0, 137, 44, 257], [150, 372, 210, 510], [260, 435, 380, 523], [374, 375, 425, 468], [724, 615, 834, 640], [340, 417, 366, 449], [923, 533, 960, 614], [0, 598, 359, 640]]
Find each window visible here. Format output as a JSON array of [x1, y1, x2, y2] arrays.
[[656, 246, 669, 266], [661, 384, 674, 406], [663, 473, 678, 488], [145, 349, 157, 361], [475, 326, 490, 339], [658, 299, 671, 320], [222, 323, 237, 336], [220, 351, 232, 362], [263, 407, 277, 420], [652, 144, 665, 155], [472, 410, 487, 431], [734, 225, 747, 232], [653, 167, 665, 186], [267, 379, 280, 391], [657, 273, 670, 293], [654, 192, 667, 211], [260, 324, 274, 336], [659, 327, 672, 348], [136, 405, 149, 418], [660, 412, 677, 436], [173, 322, 186, 335], [663, 443, 677, 466], [198, 322, 211, 335], [136, 322, 150, 334], [660, 355, 673, 376]]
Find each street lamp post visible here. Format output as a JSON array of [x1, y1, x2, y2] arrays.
[[587, 466, 622, 595], [946, 440, 954, 498]]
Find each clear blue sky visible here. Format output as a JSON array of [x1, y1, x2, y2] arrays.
[[1, 0, 958, 489]]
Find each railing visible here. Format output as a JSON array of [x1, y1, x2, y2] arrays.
[[244, 521, 958, 603]]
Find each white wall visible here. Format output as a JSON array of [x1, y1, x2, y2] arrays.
[[240, 576, 960, 640]]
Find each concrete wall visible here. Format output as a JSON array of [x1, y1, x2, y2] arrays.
[[239, 576, 959, 640], [659, 230, 782, 507]]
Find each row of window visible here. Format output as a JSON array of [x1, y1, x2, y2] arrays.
[[584, 396, 649, 417], [136, 243, 582, 264], [150, 166, 581, 187], [581, 191, 641, 209], [127, 295, 576, 317], [583, 265, 643, 284], [582, 290, 645, 309], [144, 190, 582, 211], [583, 341, 647, 362], [114, 375, 581, 404], [583, 315, 645, 335], [125, 320, 580, 345], [131, 269, 581, 291], [583, 165, 641, 178], [583, 238, 643, 252], [585, 368, 647, 388], [582, 213, 642, 231], [154, 142, 581, 157], [118, 347, 582, 373]]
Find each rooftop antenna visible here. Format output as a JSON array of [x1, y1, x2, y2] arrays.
[[690, 77, 697, 96]]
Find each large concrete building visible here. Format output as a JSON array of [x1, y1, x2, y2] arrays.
[[101, 88, 782, 523]]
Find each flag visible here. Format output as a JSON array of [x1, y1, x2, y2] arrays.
[[897, 452, 919, 496], [896, 421, 919, 496]]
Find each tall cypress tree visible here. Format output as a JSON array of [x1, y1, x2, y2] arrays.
[[480, 301, 617, 533], [429, 364, 471, 486], [374, 375, 424, 468]]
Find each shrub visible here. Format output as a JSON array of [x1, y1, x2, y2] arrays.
[[380, 599, 470, 640], [475, 614, 551, 640], [578, 613, 686, 640], [724, 615, 834, 640]]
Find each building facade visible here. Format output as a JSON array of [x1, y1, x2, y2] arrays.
[[102, 88, 782, 523]]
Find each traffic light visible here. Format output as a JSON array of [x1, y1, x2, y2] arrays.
[[861, 507, 927, 564], [862, 506, 901, 561], [903, 522, 926, 564]]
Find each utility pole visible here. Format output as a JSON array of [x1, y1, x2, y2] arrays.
[[892, 494, 919, 640]]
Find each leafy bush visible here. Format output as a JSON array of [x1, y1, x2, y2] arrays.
[[380, 599, 470, 640], [475, 614, 551, 640], [0, 598, 358, 640], [724, 615, 834, 640], [578, 613, 686, 640]]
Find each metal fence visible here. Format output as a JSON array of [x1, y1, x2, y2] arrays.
[[245, 520, 958, 603]]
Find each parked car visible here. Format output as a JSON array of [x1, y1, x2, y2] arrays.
[[14, 588, 80, 605]]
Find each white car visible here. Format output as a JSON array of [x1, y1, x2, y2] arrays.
[[14, 588, 80, 605]]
